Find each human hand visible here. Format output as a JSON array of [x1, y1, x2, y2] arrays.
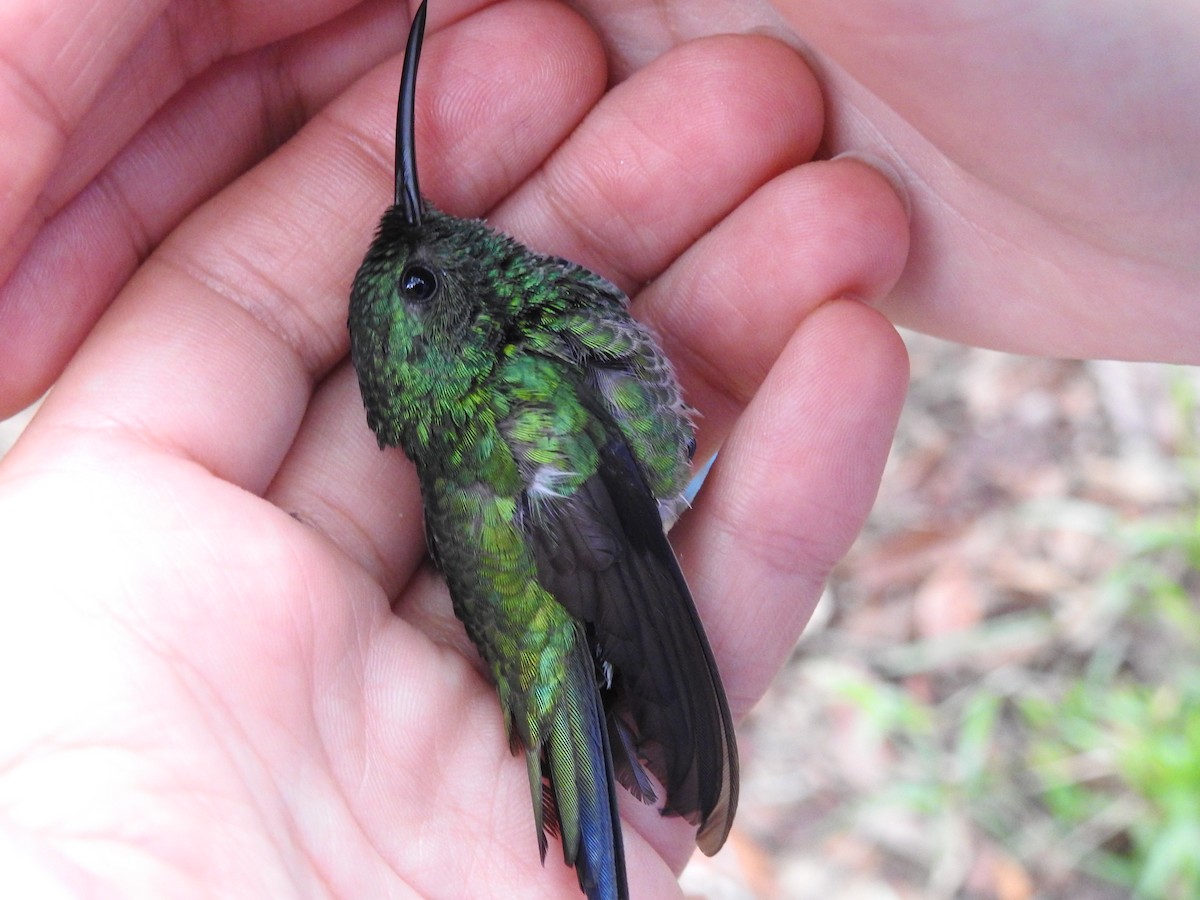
[[2, 0, 471, 418], [0, 2, 907, 896], [5, 0, 1191, 419], [566, 0, 1200, 363]]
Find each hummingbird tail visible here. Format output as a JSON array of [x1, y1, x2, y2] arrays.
[[529, 633, 628, 900]]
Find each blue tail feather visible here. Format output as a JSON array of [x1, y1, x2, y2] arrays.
[[541, 636, 628, 900]]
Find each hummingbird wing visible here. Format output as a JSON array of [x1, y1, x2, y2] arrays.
[[524, 425, 738, 855], [504, 272, 737, 852], [552, 278, 696, 500]]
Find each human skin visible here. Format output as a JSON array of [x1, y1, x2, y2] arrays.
[[1, 2, 907, 896], [565, 0, 1200, 362], [0, 0, 1194, 896], [2, 0, 1197, 414]]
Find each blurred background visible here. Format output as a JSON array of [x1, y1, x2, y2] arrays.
[[5, 332, 1198, 899], [682, 332, 1200, 899]]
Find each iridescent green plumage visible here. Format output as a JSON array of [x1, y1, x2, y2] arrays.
[[348, 5, 737, 898]]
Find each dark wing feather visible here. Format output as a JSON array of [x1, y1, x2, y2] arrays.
[[526, 437, 738, 854]]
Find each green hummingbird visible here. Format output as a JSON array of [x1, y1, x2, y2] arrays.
[[348, 4, 738, 897]]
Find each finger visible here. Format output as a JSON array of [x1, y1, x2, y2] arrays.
[[673, 299, 909, 715], [643, 157, 911, 459], [0, 0, 411, 417], [0, 0, 159, 272], [39, 0, 501, 218], [0, 0, 371, 273], [492, 32, 824, 294], [9, 2, 605, 490]]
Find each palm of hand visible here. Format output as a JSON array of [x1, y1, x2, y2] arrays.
[[0, 3, 908, 895], [4, 445, 675, 897]]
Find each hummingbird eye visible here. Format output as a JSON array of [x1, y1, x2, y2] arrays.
[[400, 264, 438, 302]]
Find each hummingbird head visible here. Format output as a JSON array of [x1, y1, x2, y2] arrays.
[[352, 0, 545, 339], [352, 1, 478, 333], [349, 0, 534, 443]]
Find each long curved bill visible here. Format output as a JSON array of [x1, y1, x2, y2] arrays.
[[395, 1, 428, 226]]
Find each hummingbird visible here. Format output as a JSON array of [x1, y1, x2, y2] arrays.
[[348, 4, 738, 898]]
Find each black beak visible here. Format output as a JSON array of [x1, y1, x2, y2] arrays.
[[396, 1, 427, 226]]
